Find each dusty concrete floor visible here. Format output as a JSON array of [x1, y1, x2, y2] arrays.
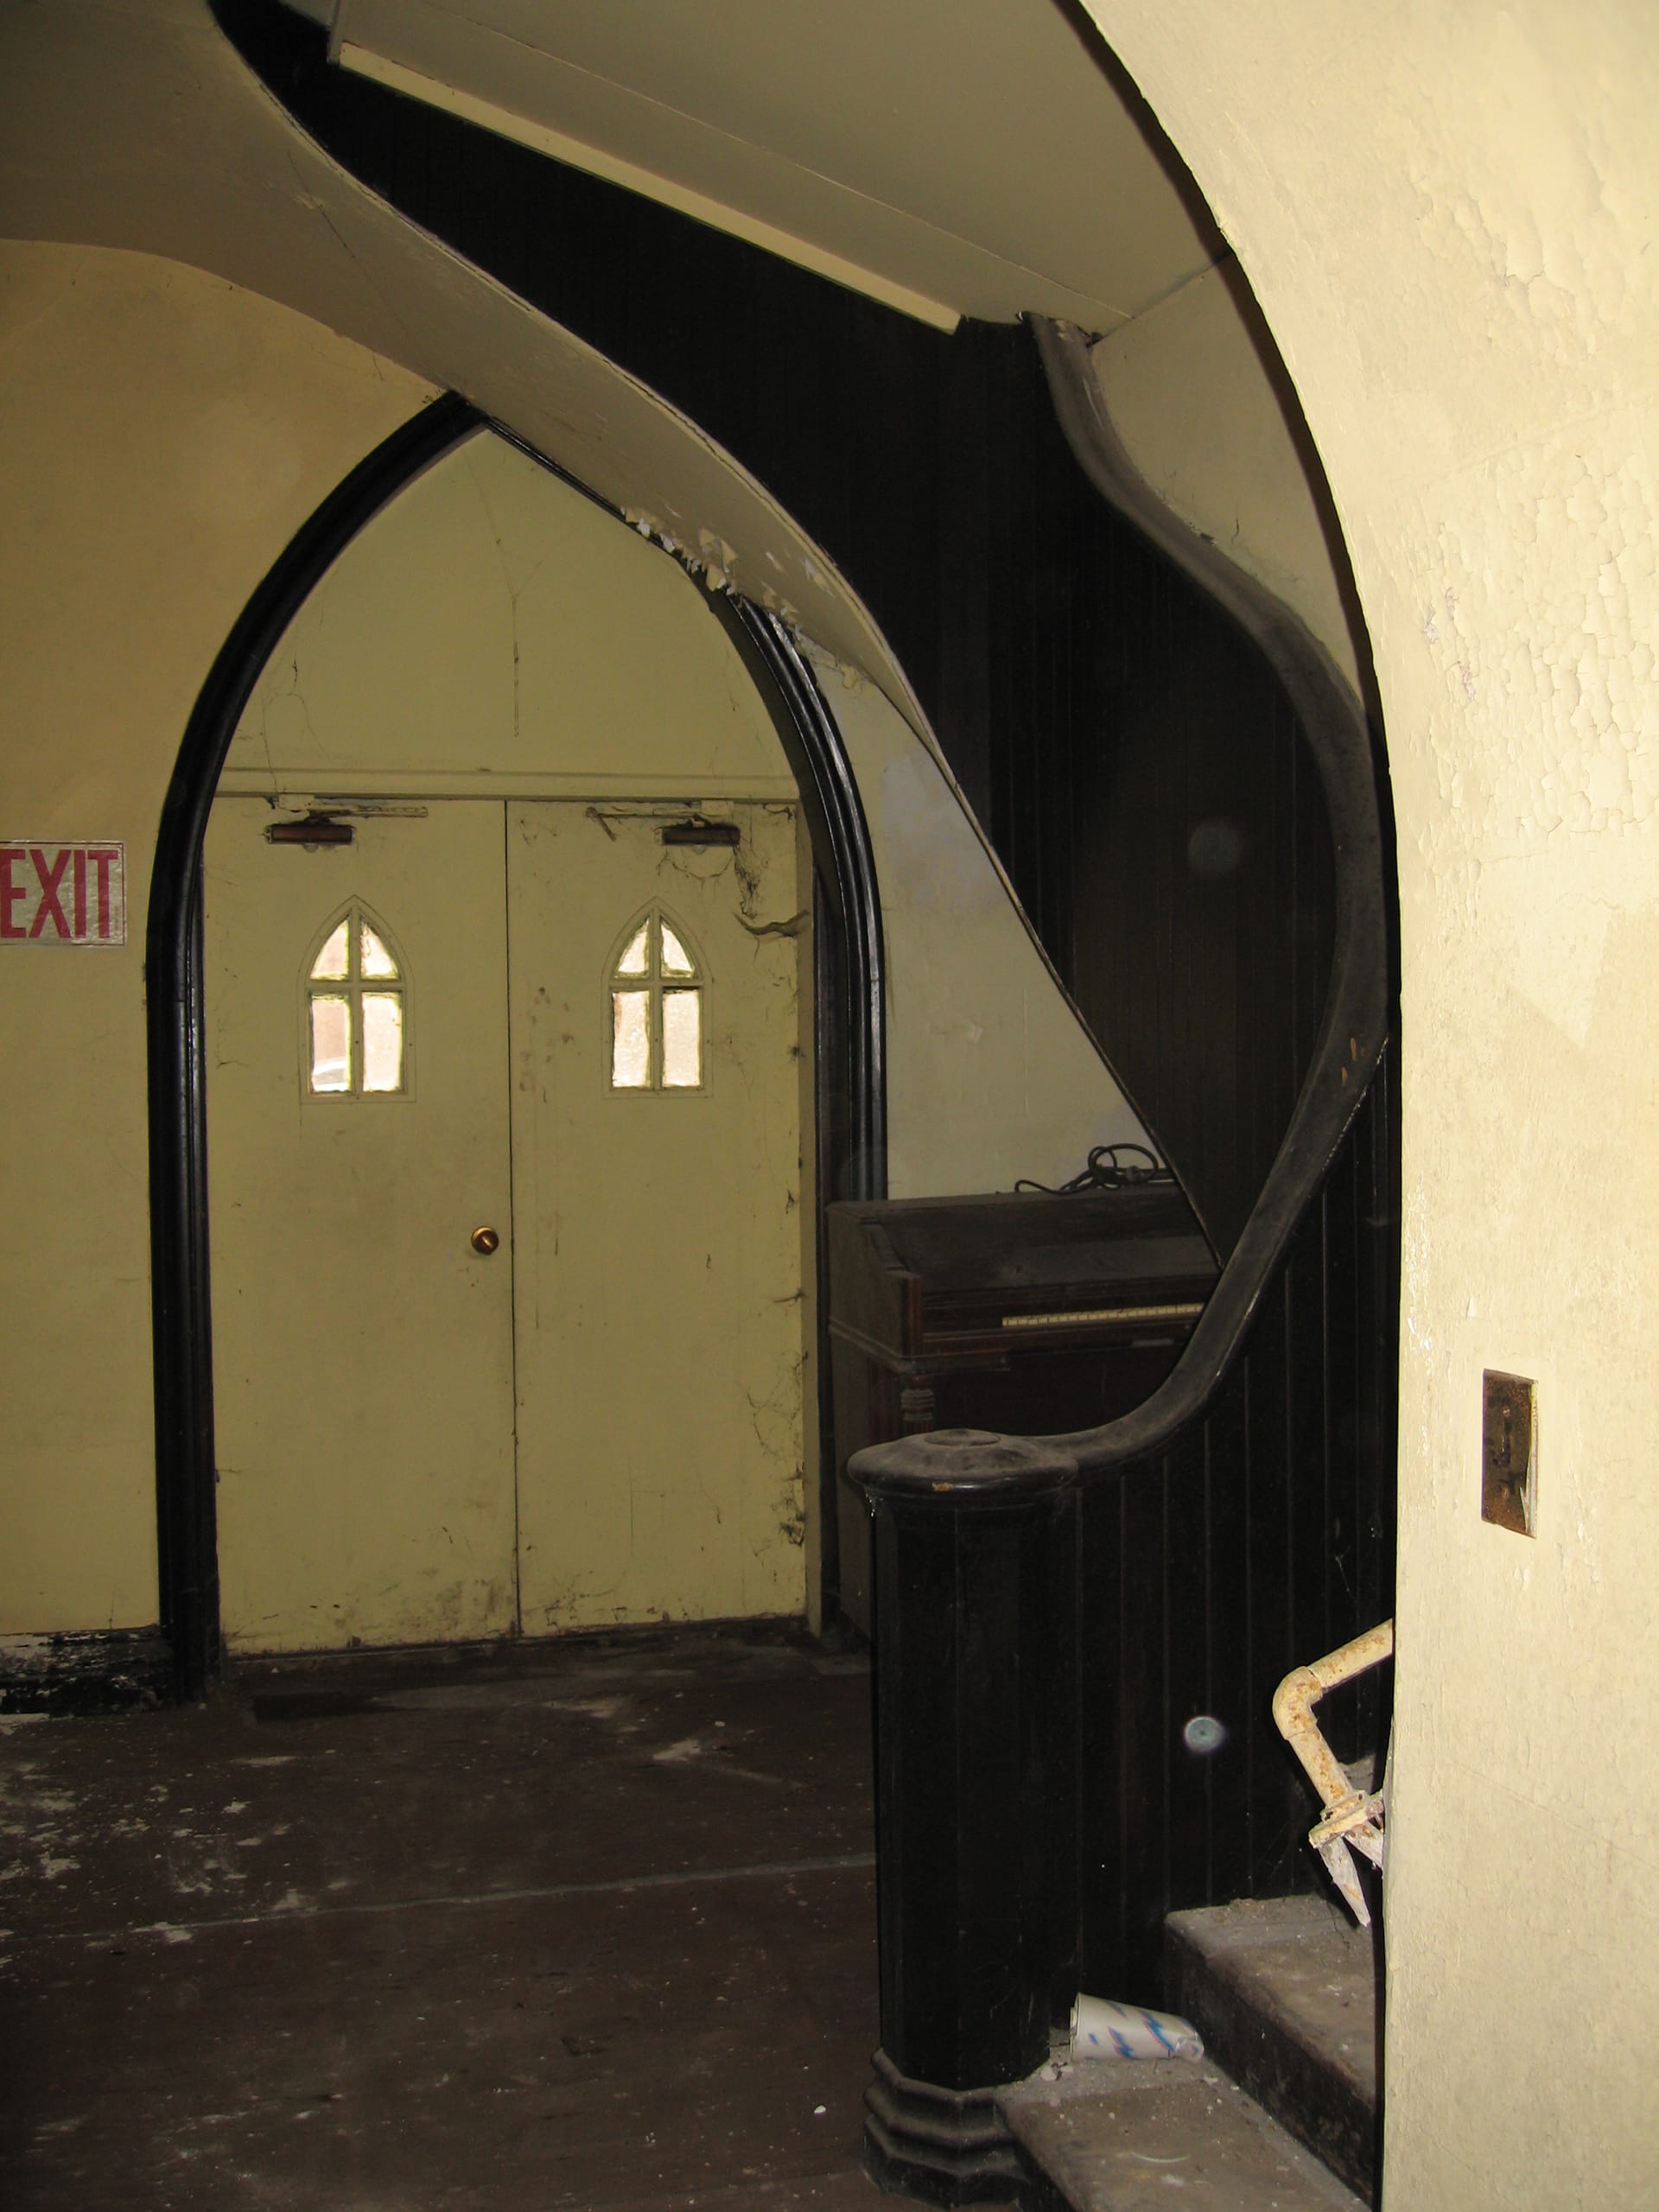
[[1001, 2059, 1365, 2212], [0, 1624, 886, 2211]]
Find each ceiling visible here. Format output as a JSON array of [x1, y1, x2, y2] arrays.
[[286, 0, 1224, 331]]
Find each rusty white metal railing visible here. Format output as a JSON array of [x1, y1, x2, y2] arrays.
[[1273, 1619, 1393, 1925]]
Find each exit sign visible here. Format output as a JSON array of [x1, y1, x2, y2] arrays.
[[0, 842, 126, 945]]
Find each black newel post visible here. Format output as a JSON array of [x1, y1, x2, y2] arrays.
[[849, 1428, 1081, 2205]]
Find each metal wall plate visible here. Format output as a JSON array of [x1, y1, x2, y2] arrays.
[[661, 817, 741, 847], [266, 811, 353, 847], [1482, 1370, 1536, 1536]]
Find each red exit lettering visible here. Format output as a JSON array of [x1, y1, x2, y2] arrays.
[[0, 842, 125, 945]]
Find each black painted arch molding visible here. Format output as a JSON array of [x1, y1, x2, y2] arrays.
[[147, 391, 485, 1701], [717, 597, 887, 1200], [147, 397, 886, 1700]]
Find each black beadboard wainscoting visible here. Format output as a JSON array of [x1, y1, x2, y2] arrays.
[[1077, 1045, 1397, 2004], [851, 1047, 1395, 2202]]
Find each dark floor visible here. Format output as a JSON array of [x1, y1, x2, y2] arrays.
[[0, 1624, 887, 2211]]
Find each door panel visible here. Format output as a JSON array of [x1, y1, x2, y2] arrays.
[[205, 799, 517, 1651], [508, 800, 806, 1630]]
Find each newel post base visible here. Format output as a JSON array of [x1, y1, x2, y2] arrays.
[[849, 1427, 1080, 2204]]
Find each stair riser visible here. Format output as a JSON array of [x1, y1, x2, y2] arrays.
[[1166, 1917, 1379, 2203]]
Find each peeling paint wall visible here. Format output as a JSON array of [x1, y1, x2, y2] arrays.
[[0, 239, 434, 1637], [1084, 6, 1659, 2202]]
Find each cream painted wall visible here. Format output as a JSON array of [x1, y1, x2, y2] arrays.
[[804, 651, 1152, 1198], [1084, 6, 1659, 2203], [226, 430, 1150, 1202], [220, 430, 796, 800], [0, 239, 434, 1634], [1091, 264, 1364, 696]]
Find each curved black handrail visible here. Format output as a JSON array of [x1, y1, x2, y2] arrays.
[[857, 321, 1389, 1492]]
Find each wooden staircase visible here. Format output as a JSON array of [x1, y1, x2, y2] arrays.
[[994, 1897, 1381, 2211]]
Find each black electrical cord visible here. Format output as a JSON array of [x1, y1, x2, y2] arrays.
[[1014, 1143, 1174, 1196]]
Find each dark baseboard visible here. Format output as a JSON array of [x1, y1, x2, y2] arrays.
[[0, 1629, 171, 1715], [862, 2049, 1030, 2206]]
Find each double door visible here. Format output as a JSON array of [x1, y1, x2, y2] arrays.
[[204, 797, 806, 1651]]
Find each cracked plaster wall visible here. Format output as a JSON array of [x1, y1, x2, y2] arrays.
[[1084, 5, 1659, 2203], [0, 238, 435, 1633]]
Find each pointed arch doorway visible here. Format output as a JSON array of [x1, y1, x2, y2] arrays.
[[152, 405, 884, 1690], [173, 416, 889, 1663]]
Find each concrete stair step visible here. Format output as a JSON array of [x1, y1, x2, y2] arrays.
[[998, 2055, 1367, 2212], [1166, 1895, 1381, 2202]]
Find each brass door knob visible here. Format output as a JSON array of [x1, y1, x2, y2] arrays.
[[471, 1224, 500, 1255]]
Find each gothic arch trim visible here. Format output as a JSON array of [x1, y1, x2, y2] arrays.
[[146, 396, 885, 1698]]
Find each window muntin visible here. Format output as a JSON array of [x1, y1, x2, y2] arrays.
[[609, 911, 704, 1091], [305, 907, 408, 1097]]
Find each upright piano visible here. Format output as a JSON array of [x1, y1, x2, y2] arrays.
[[827, 1182, 1218, 1630]]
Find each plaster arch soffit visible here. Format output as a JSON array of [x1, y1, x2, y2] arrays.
[[0, 0, 930, 746], [0, 1, 1140, 1090]]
